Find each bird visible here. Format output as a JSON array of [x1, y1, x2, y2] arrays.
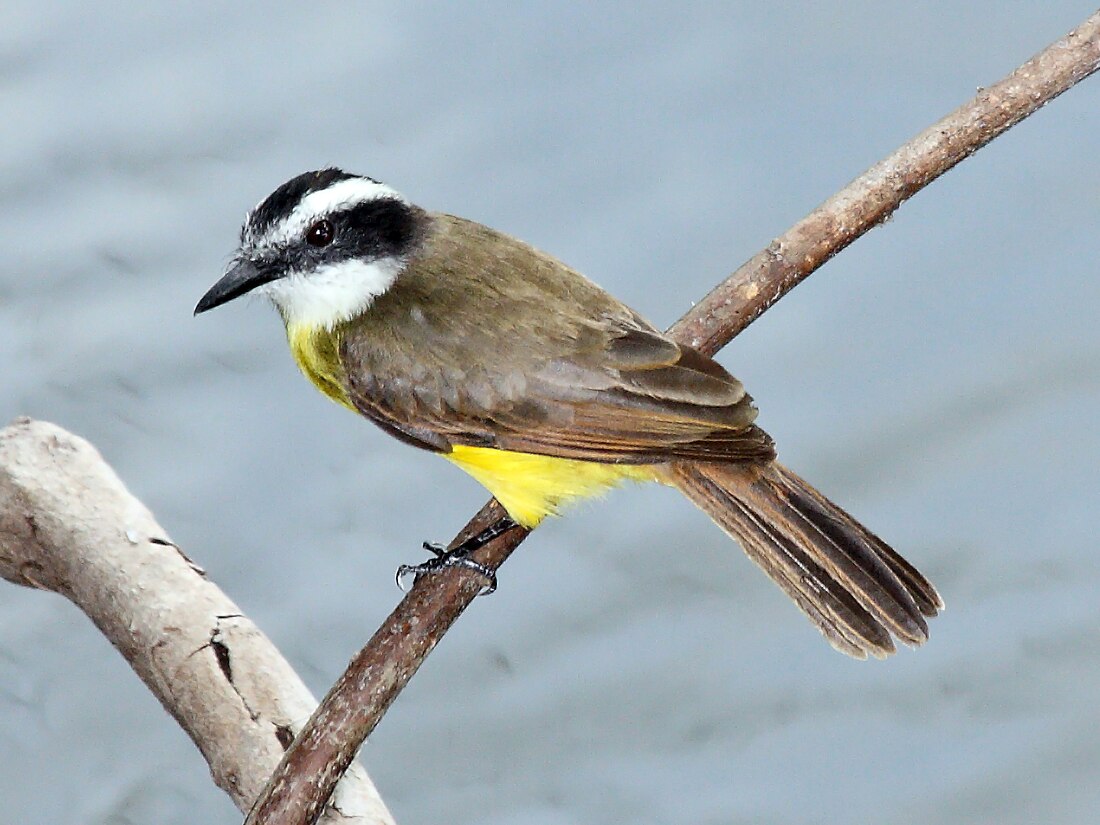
[[195, 167, 942, 659]]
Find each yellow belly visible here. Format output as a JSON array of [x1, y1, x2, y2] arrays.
[[446, 445, 657, 528]]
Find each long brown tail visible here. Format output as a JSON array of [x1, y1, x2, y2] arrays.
[[669, 461, 942, 659]]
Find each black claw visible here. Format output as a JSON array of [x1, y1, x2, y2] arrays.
[[395, 552, 497, 595], [394, 516, 519, 595]]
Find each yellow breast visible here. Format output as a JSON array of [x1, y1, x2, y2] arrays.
[[287, 323, 356, 410]]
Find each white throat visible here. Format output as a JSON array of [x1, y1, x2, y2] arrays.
[[260, 257, 403, 330]]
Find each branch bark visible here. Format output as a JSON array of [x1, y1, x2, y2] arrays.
[[0, 418, 395, 825], [245, 12, 1100, 825]]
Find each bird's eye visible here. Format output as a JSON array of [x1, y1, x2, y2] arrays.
[[306, 218, 335, 247]]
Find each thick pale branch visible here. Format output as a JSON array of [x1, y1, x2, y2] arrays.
[[0, 418, 395, 825], [246, 12, 1100, 825]]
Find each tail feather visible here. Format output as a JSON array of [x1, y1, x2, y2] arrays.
[[776, 463, 943, 619], [670, 461, 942, 659], [718, 488, 896, 657]]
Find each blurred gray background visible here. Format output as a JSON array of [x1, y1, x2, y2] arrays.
[[2, 3, 1098, 824]]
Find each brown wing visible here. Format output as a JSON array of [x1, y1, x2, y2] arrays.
[[343, 320, 775, 465], [484, 326, 775, 463], [337, 213, 775, 465]]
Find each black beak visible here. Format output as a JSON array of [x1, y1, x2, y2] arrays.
[[194, 258, 279, 315]]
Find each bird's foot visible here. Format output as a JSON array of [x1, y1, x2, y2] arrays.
[[396, 516, 519, 595], [396, 544, 498, 594]]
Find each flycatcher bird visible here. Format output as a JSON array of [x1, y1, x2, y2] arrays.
[[196, 168, 942, 659]]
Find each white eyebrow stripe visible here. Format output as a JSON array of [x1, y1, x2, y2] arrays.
[[255, 178, 405, 247]]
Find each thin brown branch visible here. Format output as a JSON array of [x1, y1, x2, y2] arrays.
[[669, 12, 1100, 355], [246, 13, 1100, 825]]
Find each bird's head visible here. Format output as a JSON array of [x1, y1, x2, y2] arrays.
[[195, 168, 426, 329]]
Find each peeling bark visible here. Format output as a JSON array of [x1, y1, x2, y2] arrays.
[[0, 418, 395, 825]]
